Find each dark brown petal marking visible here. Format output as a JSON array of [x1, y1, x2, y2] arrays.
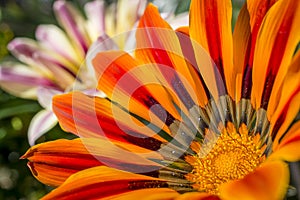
[[128, 180, 168, 189]]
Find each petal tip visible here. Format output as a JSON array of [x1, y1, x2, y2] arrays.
[[53, 0, 66, 11], [7, 38, 19, 51]]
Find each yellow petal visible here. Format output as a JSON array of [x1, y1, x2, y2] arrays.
[[102, 188, 179, 200], [175, 192, 220, 200], [271, 141, 300, 162], [220, 161, 289, 200]]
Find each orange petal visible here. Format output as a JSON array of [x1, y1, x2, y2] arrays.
[[136, 4, 209, 108], [251, 0, 300, 109], [102, 188, 180, 200], [271, 121, 300, 162], [175, 192, 220, 200], [189, 0, 234, 99], [269, 51, 300, 141], [220, 161, 289, 200], [271, 141, 300, 163], [21, 139, 102, 186], [26, 162, 77, 187], [175, 29, 209, 107], [53, 91, 169, 145], [233, 4, 251, 101], [136, 4, 193, 90], [79, 138, 163, 171], [176, 26, 189, 36], [271, 91, 300, 147], [92, 50, 180, 130], [233, 0, 277, 101], [23, 138, 164, 187], [42, 166, 167, 200], [276, 121, 300, 148]]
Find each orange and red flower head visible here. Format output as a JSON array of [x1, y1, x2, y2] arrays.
[[23, 0, 300, 199]]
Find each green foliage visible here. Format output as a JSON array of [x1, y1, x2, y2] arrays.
[[0, 89, 48, 199], [0, 24, 13, 60], [175, 0, 190, 15], [0, 89, 75, 199]]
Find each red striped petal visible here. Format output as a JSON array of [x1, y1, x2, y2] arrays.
[[135, 4, 209, 109], [189, 0, 234, 99], [269, 51, 300, 143], [251, 0, 300, 109], [42, 166, 167, 200], [233, 0, 277, 101], [21, 139, 102, 186], [53, 91, 170, 145]]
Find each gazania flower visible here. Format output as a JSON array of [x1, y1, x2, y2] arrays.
[[23, 0, 300, 199], [0, 0, 188, 146]]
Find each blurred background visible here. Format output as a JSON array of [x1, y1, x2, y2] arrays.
[[3, 0, 297, 200]]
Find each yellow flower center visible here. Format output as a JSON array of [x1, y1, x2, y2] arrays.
[[186, 123, 266, 194]]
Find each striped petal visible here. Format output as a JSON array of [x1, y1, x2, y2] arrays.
[[275, 121, 300, 150], [8, 38, 77, 76], [189, 0, 234, 99], [135, 4, 210, 108], [7, 38, 52, 76], [115, 0, 146, 48], [105, 0, 146, 48], [251, 0, 300, 110], [36, 24, 80, 65], [271, 121, 300, 162], [232, 4, 251, 101], [233, 0, 277, 101], [22, 138, 162, 186], [41, 166, 167, 200], [84, 0, 105, 42], [269, 51, 300, 144], [36, 87, 62, 110], [85, 34, 119, 87], [92, 50, 180, 131], [53, 0, 90, 56], [22, 139, 102, 186], [28, 109, 57, 146], [7, 38, 77, 89], [91, 50, 205, 155], [220, 161, 289, 200], [0, 63, 58, 98], [52, 92, 167, 148]]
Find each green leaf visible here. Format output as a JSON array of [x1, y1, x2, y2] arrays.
[[175, 0, 190, 15], [0, 101, 41, 119]]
